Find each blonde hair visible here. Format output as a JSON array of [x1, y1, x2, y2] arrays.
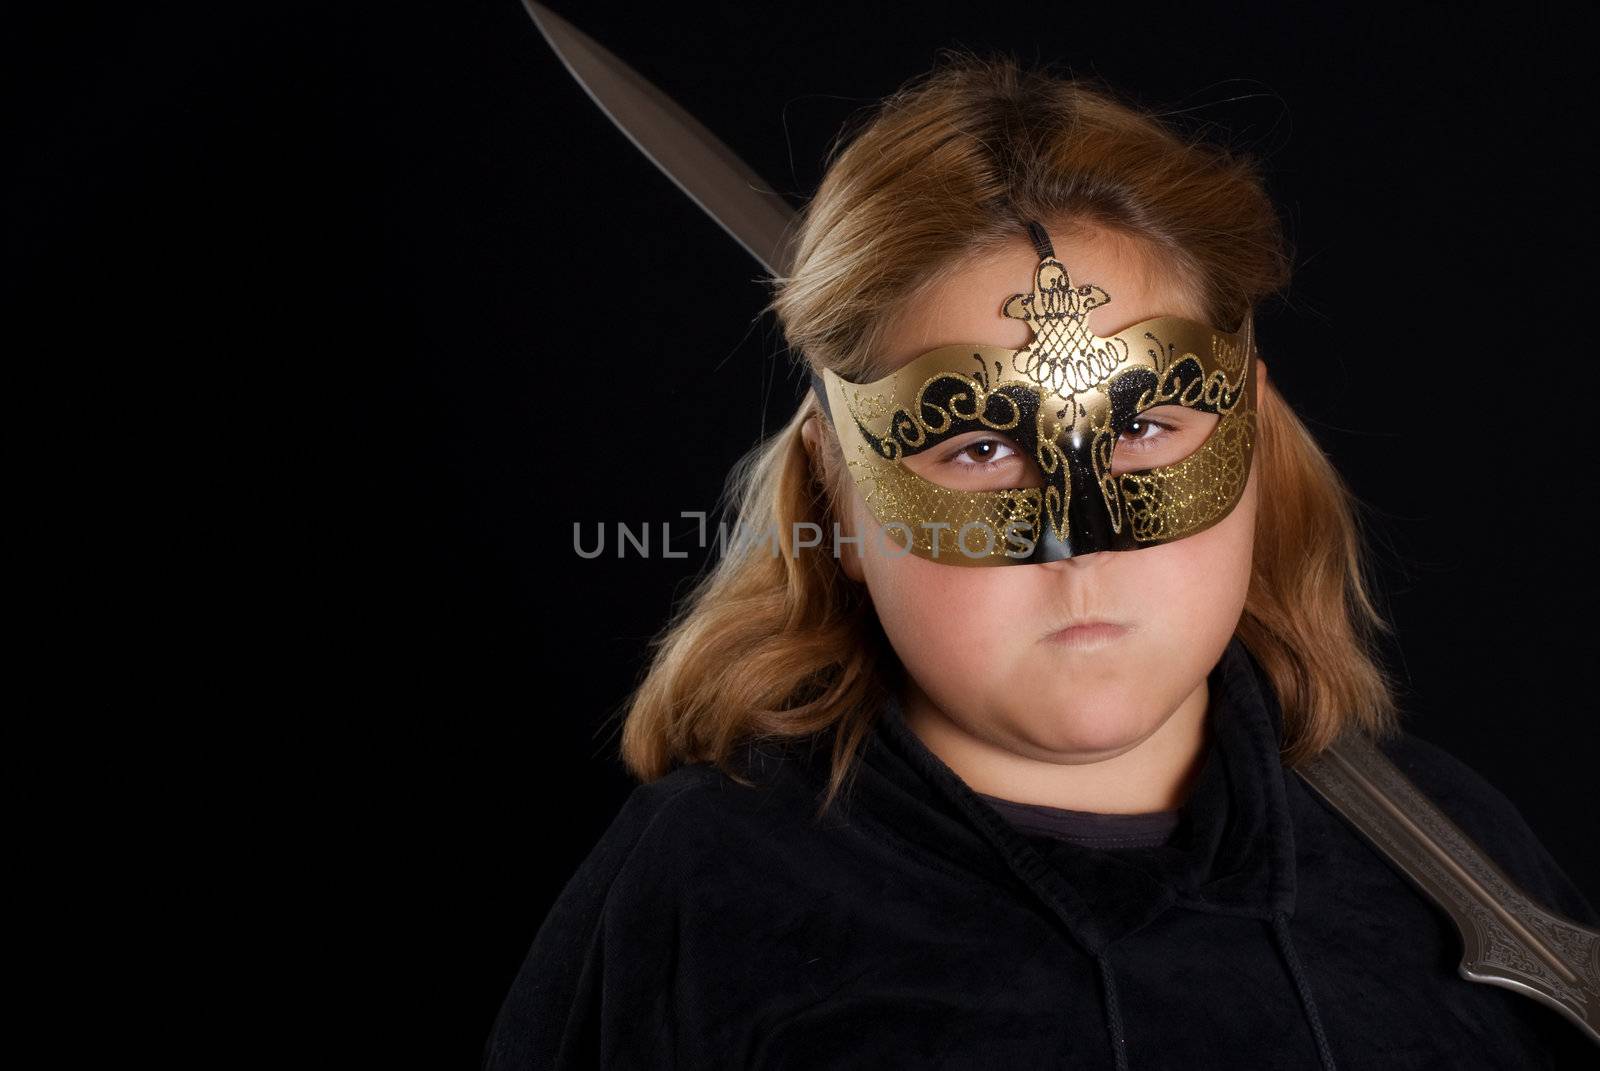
[[616, 51, 1402, 815]]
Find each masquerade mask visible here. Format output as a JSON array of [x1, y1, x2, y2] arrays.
[[809, 222, 1258, 566]]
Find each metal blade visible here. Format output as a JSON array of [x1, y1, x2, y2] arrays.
[[521, 0, 800, 277]]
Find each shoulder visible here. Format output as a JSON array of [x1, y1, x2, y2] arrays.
[[482, 764, 740, 1068], [1375, 730, 1521, 827], [608, 748, 827, 876], [485, 758, 810, 1068], [563, 764, 728, 896], [562, 742, 829, 901], [1368, 729, 1596, 926], [604, 763, 730, 853], [507, 762, 786, 976]]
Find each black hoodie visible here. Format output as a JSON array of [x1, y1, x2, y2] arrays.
[[483, 637, 1596, 1068]]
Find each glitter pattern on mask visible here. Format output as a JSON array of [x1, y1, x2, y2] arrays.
[[1118, 404, 1254, 542], [848, 451, 1043, 561]]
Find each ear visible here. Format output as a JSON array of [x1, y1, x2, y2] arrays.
[[800, 412, 823, 474]]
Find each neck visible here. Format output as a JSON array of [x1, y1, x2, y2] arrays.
[[899, 678, 1212, 814]]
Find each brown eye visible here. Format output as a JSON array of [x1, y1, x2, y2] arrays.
[[1117, 417, 1173, 449], [898, 431, 1045, 491], [951, 438, 1018, 466], [1109, 405, 1221, 475]]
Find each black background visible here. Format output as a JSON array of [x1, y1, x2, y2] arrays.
[[14, 0, 1597, 1062]]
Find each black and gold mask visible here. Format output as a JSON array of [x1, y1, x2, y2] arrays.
[[809, 222, 1258, 566]]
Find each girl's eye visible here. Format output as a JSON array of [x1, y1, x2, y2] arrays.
[[946, 437, 1019, 466], [1117, 417, 1174, 450], [900, 431, 1045, 490]]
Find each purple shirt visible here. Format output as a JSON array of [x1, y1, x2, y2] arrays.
[[974, 791, 1182, 848]]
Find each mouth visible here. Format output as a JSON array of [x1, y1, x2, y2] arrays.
[[1041, 620, 1130, 651]]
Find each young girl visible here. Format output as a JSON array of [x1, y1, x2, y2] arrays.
[[485, 55, 1595, 1068]]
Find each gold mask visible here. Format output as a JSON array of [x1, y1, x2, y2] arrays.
[[809, 222, 1258, 566]]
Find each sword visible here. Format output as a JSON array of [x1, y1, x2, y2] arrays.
[[519, 0, 1600, 1046], [521, 1, 799, 279], [1297, 733, 1599, 1044]]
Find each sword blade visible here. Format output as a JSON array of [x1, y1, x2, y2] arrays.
[[521, 0, 800, 277]]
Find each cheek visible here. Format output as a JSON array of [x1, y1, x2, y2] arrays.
[[851, 497, 1022, 677], [871, 559, 1018, 644], [1131, 459, 1258, 642]]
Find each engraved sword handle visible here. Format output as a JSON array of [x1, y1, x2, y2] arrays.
[[1295, 732, 1600, 1047]]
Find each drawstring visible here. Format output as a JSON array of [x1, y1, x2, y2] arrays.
[[1096, 947, 1129, 1071], [1097, 921, 1336, 1069], [1270, 910, 1339, 1071]]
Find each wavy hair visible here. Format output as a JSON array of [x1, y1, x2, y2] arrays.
[[615, 50, 1401, 816]]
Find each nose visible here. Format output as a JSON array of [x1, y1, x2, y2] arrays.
[[1038, 547, 1111, 571], [1028, 524, 1113, 567]]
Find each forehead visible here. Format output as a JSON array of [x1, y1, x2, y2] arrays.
[[877, 226, 1203, 373]]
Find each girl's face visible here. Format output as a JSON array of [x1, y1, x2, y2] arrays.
[[823, 225, 1263, 763]]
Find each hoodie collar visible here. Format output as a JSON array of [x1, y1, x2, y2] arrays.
[[847, 635, 1298, 954]]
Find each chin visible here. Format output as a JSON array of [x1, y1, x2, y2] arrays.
[[1013, 695, 1161, 759]]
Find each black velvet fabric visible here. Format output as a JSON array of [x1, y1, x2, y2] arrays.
[[483, 637, 1597, 1068]]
